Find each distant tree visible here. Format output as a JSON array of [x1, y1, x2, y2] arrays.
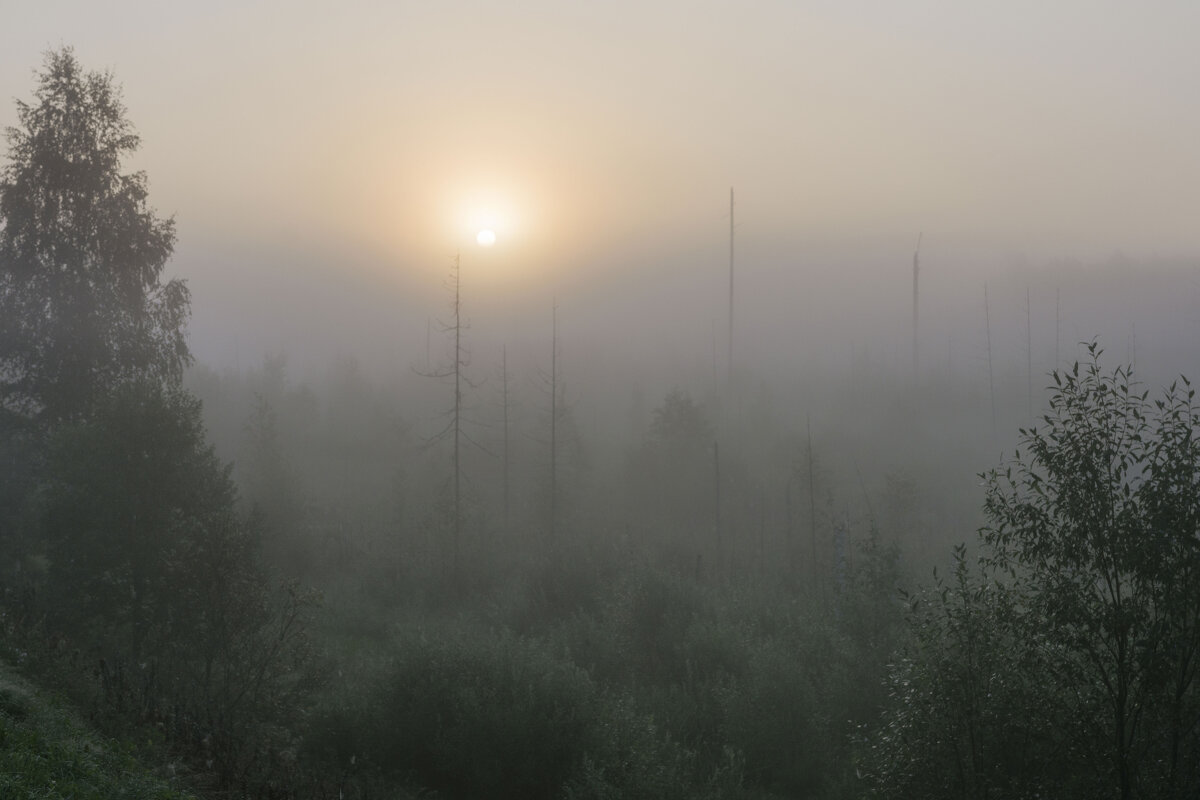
[[243, 392, 302, 563], [533, 304, 585, 543], [0, 48, 189, 424], [648, 389, 712, 456], [631, 389, 714, 547], [495, 344, 513, 531], [417, 253, 480, 577]]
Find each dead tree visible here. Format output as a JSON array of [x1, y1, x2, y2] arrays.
[[416, 253, 483, 579], [985, 282, 996, 437], [1026, 286, 1033, 420], [913, 232, 922, 381], [500, 344, 511, 532], [532, 301, 579, 544]]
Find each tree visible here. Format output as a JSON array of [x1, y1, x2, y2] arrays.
[[417, 253, 480, 577], [533, 302, 584, 543], [40, 379, 317, 779], [0, 48, 189, 424], [41, 381, 242, 656], [981, 346, 1200, 798], [863, 547, 1070, 800], [630, 389, 714, 549], [648, 389, 712, 454], [865, 345, 1200, 799]]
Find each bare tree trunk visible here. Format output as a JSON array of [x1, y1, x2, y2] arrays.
[[985, 283, 996, 437], [452, 254, 462, 579], [728, 188, 734, 388], [807, 414, 818, 596], [550, 303, 558, 541], [913, 232, 922, 381], [501, 344, 510, 533], [713, 441, 721, 575], [1026, 286, 1033, 420]]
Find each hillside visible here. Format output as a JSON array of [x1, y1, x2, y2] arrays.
[[0, 657, 196, 800]]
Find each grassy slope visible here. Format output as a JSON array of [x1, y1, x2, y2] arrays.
[[0, 658, 196, 800]]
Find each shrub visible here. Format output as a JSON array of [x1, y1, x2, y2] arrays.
[[310, 622, 731, 800]]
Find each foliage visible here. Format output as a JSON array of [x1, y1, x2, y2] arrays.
[[242, 392, 308, 572], [35, 380, 320, 788], [0, 48, 189, 424], [40, 382, 240, 656], [0, 49, 324, 797], [864, 345, 1200, 799], [0, 660, 196, 800], [542, 553, 904, 800], [985, 346, 1200, 798], [629, 389, 715, 543], [309, 622, 739, 800], [648, 389, 713, 454], [861, 547, 1070, 799]]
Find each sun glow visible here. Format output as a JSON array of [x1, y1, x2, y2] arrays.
[[448, 180, 526, 250]]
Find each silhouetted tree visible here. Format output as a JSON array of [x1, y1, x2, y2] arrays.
[[982, 347, 1200, 798], [533, 304, 584, 541], [42, 381, 247, 656], [0, 48, 189, 424], [418, 253, 483, 577], [867, 345, 1200, 799], [631, 389, 714, 548]]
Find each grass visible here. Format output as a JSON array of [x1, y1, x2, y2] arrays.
[[0, 657, 196, 800]]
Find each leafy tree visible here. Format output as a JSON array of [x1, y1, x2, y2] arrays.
[[982, 346, 1200, 798], [648, 389, 712, 455], [39, 379, 319, 784], [863, 549, 1069, 799], [0, 48, 189, 424], [41, 381, 246, 658], [865, 345, 1200, 799]]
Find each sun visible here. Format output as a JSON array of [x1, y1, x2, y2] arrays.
[[476, 228, 497, 247]]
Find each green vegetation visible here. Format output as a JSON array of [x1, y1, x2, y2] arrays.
[[0, 660, 195, 800], [0, 49, 321, 798], [862, 347, 1200, 799]]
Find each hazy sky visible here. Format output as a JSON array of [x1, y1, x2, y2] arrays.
[[4, 1, 1200, 369]]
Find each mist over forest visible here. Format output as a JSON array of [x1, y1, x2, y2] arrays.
[[4, 4, 1200, 799]]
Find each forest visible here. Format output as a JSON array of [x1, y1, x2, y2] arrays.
[[2, 49, 1200, 800]]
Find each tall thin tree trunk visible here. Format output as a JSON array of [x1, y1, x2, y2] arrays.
[[1055, 287, 1060, 373], [913, 232, 922, 381], [550, 302, 558, 542], [713, 441, 721, 575], [985, 283, 996, 437], [452, 253, 462, 579], [502, 344, 510, 532], [807, 414, 818, 594], [1026, 286, 1033, 420], [728, 188, 734, 388]]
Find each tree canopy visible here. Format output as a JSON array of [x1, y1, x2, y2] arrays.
[[0, 48, 189, 423], [865, 345, 1200, 800]]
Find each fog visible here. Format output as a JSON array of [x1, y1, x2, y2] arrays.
[[7, 0, 1194, 608], [5, 2, 1200, 797], [7, 2, 1199, 391]]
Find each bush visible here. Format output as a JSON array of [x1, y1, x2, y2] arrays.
[[720, 639, 829, 798], [859, 548, 1069, 800], [28, 380, 321, 790], [309, 622, 732, 800]]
